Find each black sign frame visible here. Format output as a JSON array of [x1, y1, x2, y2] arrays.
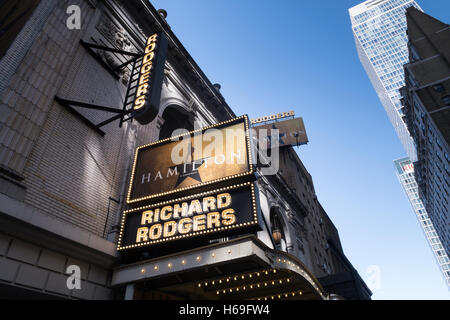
[[132, 32, 169, 125], [126, 115, 254, 204], [117, 182, 260, 251]]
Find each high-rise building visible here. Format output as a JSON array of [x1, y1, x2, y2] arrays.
[[350, 0, 449, 289], [349, 0, 421, 161], [400, 7, 450, 262], [394, 158, 450, 287]]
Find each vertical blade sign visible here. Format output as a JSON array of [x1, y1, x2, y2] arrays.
[[133, 32, 168, 125]]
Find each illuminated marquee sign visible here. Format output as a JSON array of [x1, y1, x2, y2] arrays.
[[253, 117, 309, 149], [118, 183, 259, 251], [127, 116, 253, 204], [251, 111, 295, 125], [133, 32, 168, 125]]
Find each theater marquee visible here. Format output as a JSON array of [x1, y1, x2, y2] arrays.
[[127, 116, 253, 204], [117, 182, 259, 251]]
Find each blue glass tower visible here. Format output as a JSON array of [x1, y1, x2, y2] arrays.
[[350, 0, 421, 161], [350, 0, 450, 289]]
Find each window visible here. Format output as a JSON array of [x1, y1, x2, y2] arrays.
[[442, 95, 450, 106], [433, 83, 445, 93]]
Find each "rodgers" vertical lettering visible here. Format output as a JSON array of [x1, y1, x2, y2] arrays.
[[134, 33, 159, 111]]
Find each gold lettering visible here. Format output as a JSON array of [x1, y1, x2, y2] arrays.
[[173, 203, 188, 219], [221, 209, 236, 226], [202, 196, 216, 212], [154, 208, 160, 223], [193, 214, 206, 232], [139, 72, 150, 86], [134, 96, 146, 110], [160, 206, 173, 221], [147, 33, 158, 45], [145, 42, 157, 54], [163, 221, 177, 238], [217, 193, 232, 209], [141, 62, 153, 74], [137, 83, 149, 97], [136, 227, 148, 243], [178, 218, 192, 234], [187, 200, 203, 216], [207, 212, 221, 229], [141, 210, 153, 225], [143, 51, 155, 64], [149, 224, 162, 240]]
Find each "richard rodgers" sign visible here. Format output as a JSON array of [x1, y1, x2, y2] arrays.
[[117, 183, 259, 251]]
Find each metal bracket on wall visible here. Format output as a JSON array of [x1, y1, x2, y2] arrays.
[[79, 40, 141, 80], [54, 42, 144, 134], [54, 96, 133, 136]]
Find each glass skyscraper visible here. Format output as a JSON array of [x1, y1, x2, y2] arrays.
[[350, 0, 450, 289], [394, 158, 450, 287], [349, 0, 421, 161]]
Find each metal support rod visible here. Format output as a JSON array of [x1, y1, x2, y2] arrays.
[[55, 96, 106, 137], [96, 109, 133, 129], [80, 40, 142, 57], [54, 97, 123, 114], [113, 57, 139, 72]]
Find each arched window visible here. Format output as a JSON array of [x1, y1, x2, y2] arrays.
[[159, 106, 194, 140]]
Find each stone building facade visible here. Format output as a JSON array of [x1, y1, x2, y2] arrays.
[[0, 0, 369, 299]]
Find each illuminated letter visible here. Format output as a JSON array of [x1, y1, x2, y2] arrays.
[[221, 209, 236, 226], [173, 203, 188, 219], [147, 33, 158, 45], [137, 83, 149, 98], [193, 215, 206, 232], [134, 96, 146, 110], [141, 62, 153, 74], [160, 206, 173, 221], [163, 221, 177, 238], [154, 208, 160, 223], [143, 52, 155, 65], [145, 42, 157, 54], [178, 218, 192, 234], [207, 212, 221, 229], [141, 210, 154, 225], [139, 72, 150, 86], [217, 193, 232, 209], [149, 224, 162, 240], [136, 227, 149, 243], [187, 200, 203, 216], [202, 197, 216, 212]]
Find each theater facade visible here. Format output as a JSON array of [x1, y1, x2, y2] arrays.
[[0, 0, 371, 300]]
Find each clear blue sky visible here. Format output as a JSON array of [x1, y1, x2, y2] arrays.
[[150, 0, 450, 299]]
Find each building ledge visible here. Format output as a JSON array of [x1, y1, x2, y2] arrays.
[[0, 193, 117, 266]]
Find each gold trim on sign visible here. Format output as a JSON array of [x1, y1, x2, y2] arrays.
[[126, 115, 254, 204], [117, 182, 258, 251]]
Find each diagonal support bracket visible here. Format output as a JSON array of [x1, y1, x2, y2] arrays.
[[55, 96, 134, 136], [80, 40, 142, 79]]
